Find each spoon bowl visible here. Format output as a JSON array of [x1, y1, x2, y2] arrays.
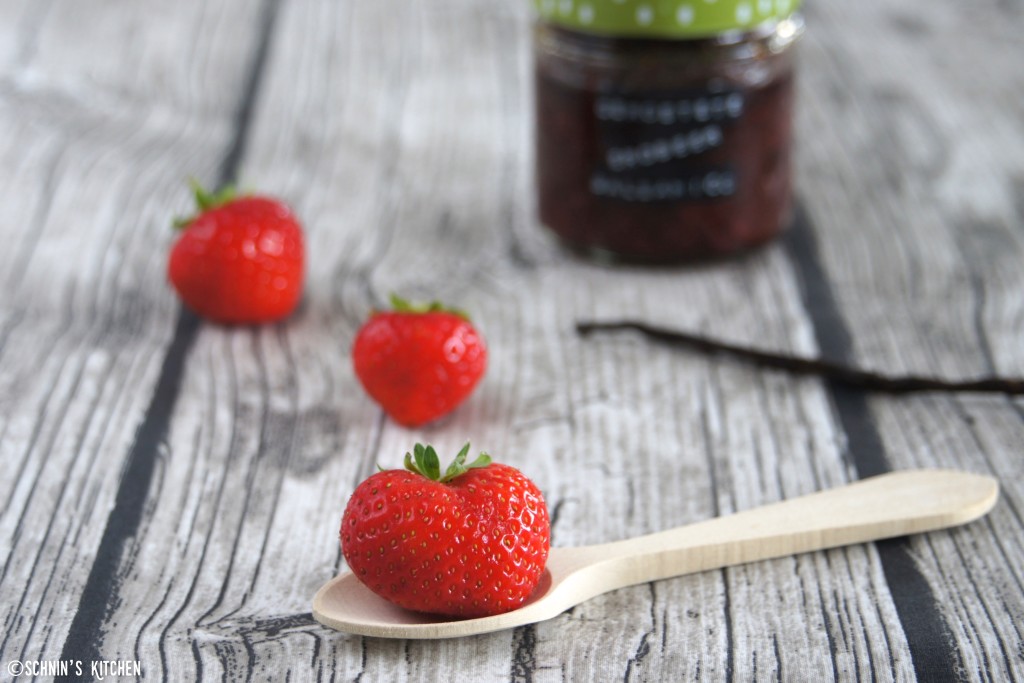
[[313, 469, 998, 639], [313, 562, 560, 638]]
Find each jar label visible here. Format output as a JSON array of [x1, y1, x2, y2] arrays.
[[590, 168, 737, 202], [592, 86, 745, 202]]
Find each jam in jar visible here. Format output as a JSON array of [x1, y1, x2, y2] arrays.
[[533, 0, 804, 262]]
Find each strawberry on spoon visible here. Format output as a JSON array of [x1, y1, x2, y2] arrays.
[[317, 469, 998, 638], [340, 443, 550, 618]]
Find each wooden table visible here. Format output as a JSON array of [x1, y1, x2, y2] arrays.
[[2, 0, 1022, 680]]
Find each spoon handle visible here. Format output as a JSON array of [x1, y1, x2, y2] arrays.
[[574, 469, 997, 591]]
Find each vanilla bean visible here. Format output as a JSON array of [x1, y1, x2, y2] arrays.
[[576, 320, 1024, 395]]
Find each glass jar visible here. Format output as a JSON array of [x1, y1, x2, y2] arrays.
[[533, 0, 804, 263]]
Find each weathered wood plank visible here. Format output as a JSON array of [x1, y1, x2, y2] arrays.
[[65, 0, 536, 678], [3, 2, 266, 118], [865, 395, 1024, 682], [2, 0, 1022, 680], [0, 0, 282, 669], [62, 0, 920, 680], [796, 0, 1024, 379], [791, 0, 1024, 679]]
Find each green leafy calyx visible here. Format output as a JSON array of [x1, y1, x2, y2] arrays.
[[387, 293, 469, 321], [173, 178, 241, 229], [403, 443, 491, 483]]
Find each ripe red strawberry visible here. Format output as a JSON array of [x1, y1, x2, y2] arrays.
[[340, 443, 550, 618], [167, 181, 304, 324], [352, 295, 487, 427]]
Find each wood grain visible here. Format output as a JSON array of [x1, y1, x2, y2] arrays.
[[787, 1, 1024, 679], [795, 0, 1024, 379], [0, 0, 261, 668], [0, 0, 1021, 680]]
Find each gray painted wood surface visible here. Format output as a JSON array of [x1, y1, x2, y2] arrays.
[[1, 0, 1022, 680]]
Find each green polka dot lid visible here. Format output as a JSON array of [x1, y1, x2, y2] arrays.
[[533, 0, 801, 38]]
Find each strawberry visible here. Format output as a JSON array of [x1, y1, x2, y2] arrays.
[[167, 181, 304, 324], [352, 295, 487, 427], [340, 443, 550, 618]]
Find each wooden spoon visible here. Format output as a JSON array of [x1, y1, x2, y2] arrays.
[[312, 469, 997, 639]]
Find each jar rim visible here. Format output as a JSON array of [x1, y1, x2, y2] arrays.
[[533, 0, 802, 40]]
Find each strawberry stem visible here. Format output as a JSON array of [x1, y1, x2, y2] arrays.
[[173, 178, 240, 229], [388, 293, 469, 321], [404, 443, 491, 483]]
